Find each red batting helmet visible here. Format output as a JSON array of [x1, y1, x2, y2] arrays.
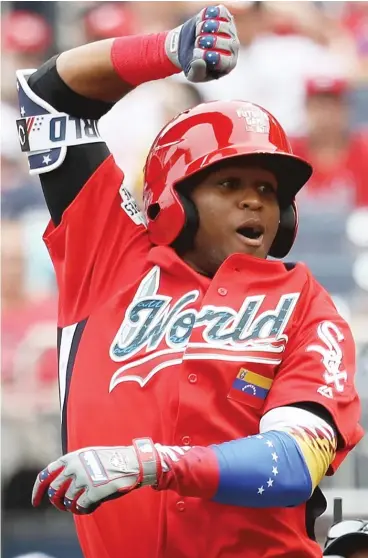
[[143, 100, 312, 258]]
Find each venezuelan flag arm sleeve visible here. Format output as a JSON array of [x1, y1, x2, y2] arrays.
[[156, 406, 337, 508]]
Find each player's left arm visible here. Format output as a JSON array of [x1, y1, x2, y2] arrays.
[[31, 404, 338, 513], [31, 400, 348, 513], [157, 403, 340, 508]]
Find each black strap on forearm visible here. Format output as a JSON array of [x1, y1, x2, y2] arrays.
[[28, 55, 115, 119]]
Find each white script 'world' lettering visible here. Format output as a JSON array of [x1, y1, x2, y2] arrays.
[[109, 267, 300, 391]]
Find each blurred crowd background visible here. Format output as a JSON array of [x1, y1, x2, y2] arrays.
[[1, 1, 368, 557]]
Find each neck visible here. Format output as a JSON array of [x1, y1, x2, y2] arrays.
[[183, 255, 213, 278]]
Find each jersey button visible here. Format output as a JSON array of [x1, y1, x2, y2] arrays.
[[182, 436, 191, 446], [176, 500, 186, 512], [218, 287, 227, 296], [188, 373, 197, 383]]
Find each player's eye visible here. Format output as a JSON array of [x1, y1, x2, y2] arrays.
[[258, 183, 276, 196], [218, 177, 241, 190]]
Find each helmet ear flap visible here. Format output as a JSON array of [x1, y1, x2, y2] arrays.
[[269, 204, 297, 259], [171, 194, 199, 254]]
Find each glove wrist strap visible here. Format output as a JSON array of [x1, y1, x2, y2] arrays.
[[132, 438, 162, 487], [111, 32, 180, 87]]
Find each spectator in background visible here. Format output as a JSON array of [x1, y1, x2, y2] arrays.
[[291, 77, 368, 210], [2, 9, 52, 55], [1, 9, 53, 104], [341, 1, 368, 83], [83, 0, 186, 38], [83, 1, 139, 42], [128, 0, 188, 33], [1, 217, 58, 489], [1, 219, 57, 389]]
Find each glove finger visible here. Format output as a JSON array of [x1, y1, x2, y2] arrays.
[[195, 48, 238, 80], [186, 58, 208, 83], [73, 489, 101, 515], [32, 461, 65, 507], [196, 34, 234, 54], [196, 19, 234, 39], [211, 49, 238, 76], [190, 49, 223, 78], [74, 479, 130, 515], [48, 474, 73, 511], [77, 491, 130, 516], [63, 479, 86, 513], [200, 4, 232, 22]]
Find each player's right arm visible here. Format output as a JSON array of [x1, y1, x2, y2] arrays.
[[16, 6, 239, 324]]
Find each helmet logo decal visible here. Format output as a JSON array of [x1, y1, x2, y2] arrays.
[[236, 106, 270, 134]]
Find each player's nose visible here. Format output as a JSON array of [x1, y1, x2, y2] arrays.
[[238, 189, 263, 211]]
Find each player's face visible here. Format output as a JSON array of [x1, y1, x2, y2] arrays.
[[306, 94, 347, 136], [184, 162, 280, 276]]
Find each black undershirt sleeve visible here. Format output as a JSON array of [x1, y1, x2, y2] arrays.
[[27, 55, 115, 225]]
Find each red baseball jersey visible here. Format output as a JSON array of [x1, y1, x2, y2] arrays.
[[44, 155, 363, 558]]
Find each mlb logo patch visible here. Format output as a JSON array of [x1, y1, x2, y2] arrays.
[[228, 368, 273, 408]]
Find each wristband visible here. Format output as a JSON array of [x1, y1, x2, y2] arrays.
[[111, 32, 180, 86]]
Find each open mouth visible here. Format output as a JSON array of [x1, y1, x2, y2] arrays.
[[236, 224, 265, 247]]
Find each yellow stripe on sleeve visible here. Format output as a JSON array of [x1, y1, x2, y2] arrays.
[[286, 425, 337, 490]]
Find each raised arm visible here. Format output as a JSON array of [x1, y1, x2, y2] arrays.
[[44, 3, 240, 101], [55, 35, 176, 102]]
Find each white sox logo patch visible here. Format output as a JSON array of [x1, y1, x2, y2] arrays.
[[109, 267, 299, 391], [307, 321, 347, 398]]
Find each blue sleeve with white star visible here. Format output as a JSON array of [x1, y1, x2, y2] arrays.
[[210, 431, 313, 507]]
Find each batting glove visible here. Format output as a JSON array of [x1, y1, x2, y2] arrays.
[[165, 5, 239, 83], [32, 438, 162, 514]]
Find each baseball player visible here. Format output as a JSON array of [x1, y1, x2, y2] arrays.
[[16, 5, 363, 558]]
